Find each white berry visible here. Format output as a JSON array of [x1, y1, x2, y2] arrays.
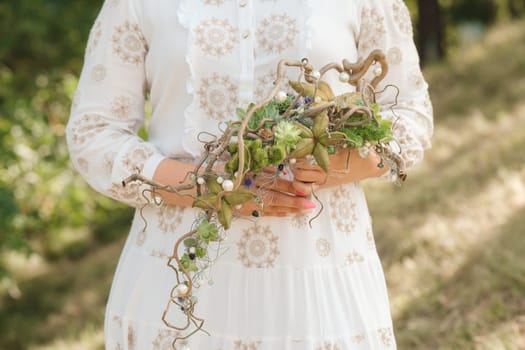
[[373, 67, 383, 77], [222, 179, 234, 191], [216, 176, 224, 184], [314, 96, 322, 103], [276, 91, 287, 103], [189, 247, 196, 254], [235, 204, 243, 210], [289, 158, 297, 164], [196, 177, 205, 185], [176, 284, 189, 296], [339, 72, 350, 83]]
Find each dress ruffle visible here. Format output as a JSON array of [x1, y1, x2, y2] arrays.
[[304, 0, 314, 52], [106, 247, 396, 349], [176, 0, 203, 159]]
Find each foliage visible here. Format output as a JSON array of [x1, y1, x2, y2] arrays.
[[0, 0, 131, 279]]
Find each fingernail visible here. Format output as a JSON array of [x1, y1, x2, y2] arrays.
[[295, 190, 307, 196], [303, 200, 316, 209]]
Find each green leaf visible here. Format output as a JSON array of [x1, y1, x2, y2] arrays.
[[218, 199, 233, 230], [193, 194, 218, 210], [184, 238, 198, 248], [223, 189, 256, 206]]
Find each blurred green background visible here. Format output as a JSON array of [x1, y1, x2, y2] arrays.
[[1, 0, 524, 349]]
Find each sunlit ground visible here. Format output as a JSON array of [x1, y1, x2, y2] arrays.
[[366, 19, 525, 349], [1, 19, 525, 350]]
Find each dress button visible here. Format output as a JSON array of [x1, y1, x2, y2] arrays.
[[239, 1, 247, 7], [242, 30, 250, 39]]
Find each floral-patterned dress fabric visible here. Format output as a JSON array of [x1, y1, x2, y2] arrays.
[[66, 0, 433, 349]]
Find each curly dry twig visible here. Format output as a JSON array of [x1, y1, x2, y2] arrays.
[[235, 59, 307, 189]]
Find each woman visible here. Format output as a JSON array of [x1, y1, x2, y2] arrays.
[[66, 0, 433, 348]]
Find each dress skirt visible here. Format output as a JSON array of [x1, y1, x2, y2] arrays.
[[104, 182, 397, 349]]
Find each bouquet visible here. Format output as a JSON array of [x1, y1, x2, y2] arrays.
[[123, 50, 405, 349]]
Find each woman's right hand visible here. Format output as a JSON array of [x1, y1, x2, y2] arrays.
[[233, 168, 316, 217], [153, 158, 316, 217]]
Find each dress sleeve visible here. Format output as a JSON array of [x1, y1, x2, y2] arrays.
[[354, 0, 434, 180], [66, 0, 165, 207]]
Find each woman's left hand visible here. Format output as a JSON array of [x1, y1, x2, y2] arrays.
[[291, 147, 389, 189]]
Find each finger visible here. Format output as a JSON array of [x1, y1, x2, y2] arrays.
[[262, 166, 278, 174], [262, 207, 313, 217], [264, 191, 317, 210], [255, 176, 301, 195], [292, 159, 323, 171], [293, 169, 327, 184], [293, 163, 323, 172], [236, 201, 313, 217], [291, 180, 318, 196]]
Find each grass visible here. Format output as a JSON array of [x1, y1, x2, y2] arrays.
[[0, 240, 121, 349], [1, 19, 525, 350], [365, 19, 525, 349]]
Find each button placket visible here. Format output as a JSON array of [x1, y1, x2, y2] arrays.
[[237, 0, 255, 106]]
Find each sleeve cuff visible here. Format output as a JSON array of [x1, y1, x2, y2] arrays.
[[142, 152, 167, 180]]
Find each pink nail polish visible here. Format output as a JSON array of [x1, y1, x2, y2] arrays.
[[295, 190, 307, 196], [303, 201, 316, 209]]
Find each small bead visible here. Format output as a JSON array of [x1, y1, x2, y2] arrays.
[[252, 210, 260, 217], [373, 67, 383, 77], [176, 284, 189, 296], [189, 253, 196, 260], [289, 158, 297, 164], [243, 177, 254, 187], [278, 163, 285, 171], [276, 91, 287, 103], [197, 177, 205, 185], [377, 162, 385, 169], [339, 72, 350, 83], [314, 96, 322, 103], [189, 247, 196, 254], [216, 176, 224, 184], [235, 204, 243, 210], [222, 180, 234, 191]]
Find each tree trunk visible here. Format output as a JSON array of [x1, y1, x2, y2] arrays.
[[508, 0, 525, 18], [416, 0, 445, 65]]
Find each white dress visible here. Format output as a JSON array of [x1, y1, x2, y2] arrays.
[[66, 0, 433, 349]]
